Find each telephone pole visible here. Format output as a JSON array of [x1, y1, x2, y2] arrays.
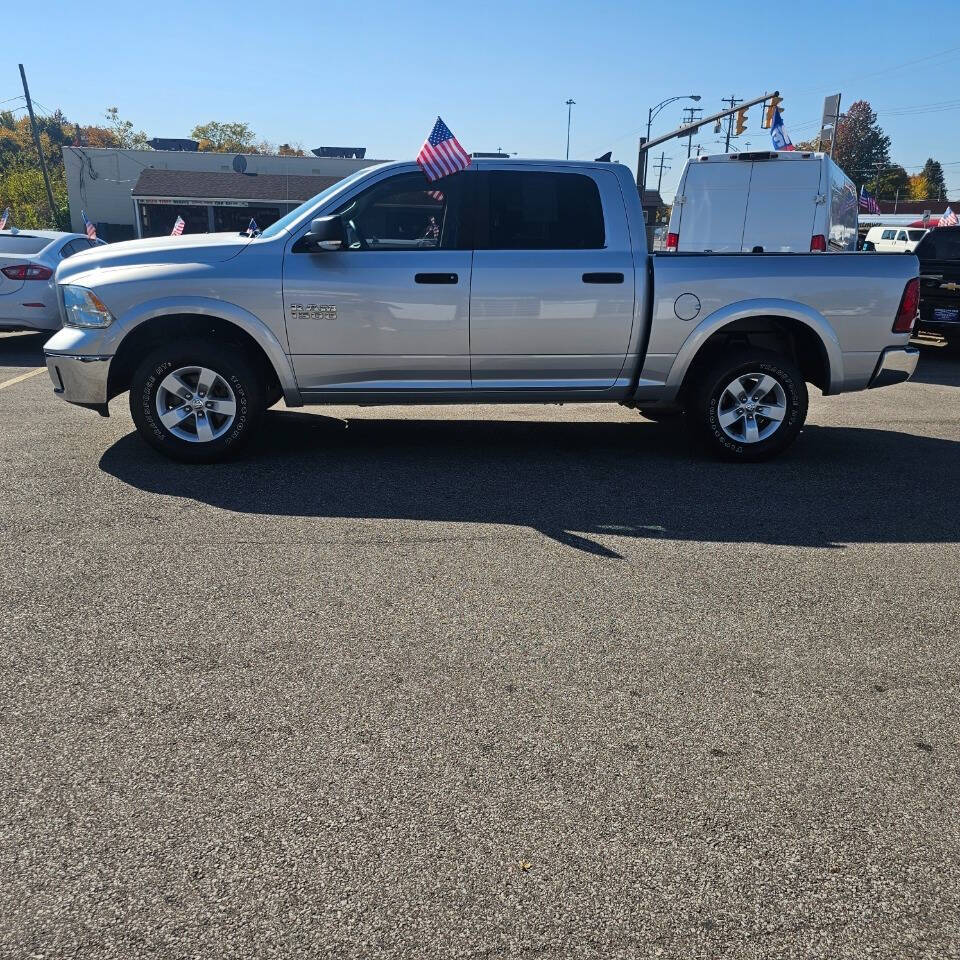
[[721, 95, 743, 152], [652, 153, 671, 193], [681, 106, 703, 158], [18, 64, 58, 227]]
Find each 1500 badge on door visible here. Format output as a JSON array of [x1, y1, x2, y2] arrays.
[[289, 304, 337, 321]]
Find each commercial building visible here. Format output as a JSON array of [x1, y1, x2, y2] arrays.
[[63, 147, 384, 241]]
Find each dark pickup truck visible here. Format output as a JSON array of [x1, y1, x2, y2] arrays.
[[916, 226, 960, 343]]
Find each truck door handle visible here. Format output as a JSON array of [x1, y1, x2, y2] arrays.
[[582, 272, 624, 284], [415, 272, 458, 284]]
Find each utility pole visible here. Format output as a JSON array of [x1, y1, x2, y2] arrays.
[[652, 153, 671, 193], [681, 106, 703, 159], [721, 95, 743, 152], [565, 99, 576, 160], [18, 64, 58, 227]]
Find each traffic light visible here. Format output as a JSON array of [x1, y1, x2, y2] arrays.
[[763, 96, 783, 129], [735, 107, 748, 136]]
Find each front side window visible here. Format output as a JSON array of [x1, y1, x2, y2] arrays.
[[331, 172, 466, 251], [477, 171, 605, 250], [882, 230, 896, 240]]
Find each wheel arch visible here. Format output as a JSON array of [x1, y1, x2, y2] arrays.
[[107, 298, 301, 406], [670, 298, 842, 398]]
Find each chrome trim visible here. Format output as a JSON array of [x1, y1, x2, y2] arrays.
[[868, 346, 919, 389], [45, 353, 112, 405]]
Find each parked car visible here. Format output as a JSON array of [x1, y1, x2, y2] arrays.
[[44, 159, 919, 463], [914, 225, 960, 342], [864, 226, 929, 253], [665, 150, 858, 253], [0, 229, 104, 332]]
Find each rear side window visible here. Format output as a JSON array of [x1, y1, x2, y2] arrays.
[[916, 228, 960, 260], [0, 235, 49, 254], [897, 231, 908, 241], [478, 171, 604, 250], [908, 230, 927, 241]]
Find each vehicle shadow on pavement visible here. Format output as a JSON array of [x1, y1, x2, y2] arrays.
[[0, 331, 48, 368], [910, 341, 960, 387], [99, 414, 960, 556]]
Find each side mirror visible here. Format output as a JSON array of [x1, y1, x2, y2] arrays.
[[306, 216, 346, 251]]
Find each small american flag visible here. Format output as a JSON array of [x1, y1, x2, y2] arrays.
[[171, 215, 185, 237], [246, 217, 260, 236], [859, 187, 881, 215], [0, 207, 9, 230], [81, 210, 97, 240], [939, 206, 958, 227], [416, 117, 471, 182]]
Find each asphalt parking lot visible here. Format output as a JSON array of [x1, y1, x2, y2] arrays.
[[1, 330, 958, 959]]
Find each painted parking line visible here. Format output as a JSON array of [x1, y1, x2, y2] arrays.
[[0, 367, 46, 391]]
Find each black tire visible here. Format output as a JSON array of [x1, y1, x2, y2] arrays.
[[129, 339, 265, 463], [690, 350, 808, 462]]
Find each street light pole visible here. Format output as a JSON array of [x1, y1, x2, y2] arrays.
[[565, 99, 576, 160], [640, 94, 701, 189]]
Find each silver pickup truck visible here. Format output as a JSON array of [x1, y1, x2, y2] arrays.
[[44, 158, 920, 463]]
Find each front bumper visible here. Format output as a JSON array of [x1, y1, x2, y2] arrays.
[[45, 352, 112, 412], [868, 346, 919, 389]]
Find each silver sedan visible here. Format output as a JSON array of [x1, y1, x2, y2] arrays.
[[0, 229, 105, 333]]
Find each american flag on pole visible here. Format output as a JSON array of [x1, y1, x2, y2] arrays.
[[939, 206, 958, 226], [171, 215, 185, 236], [81, 210, 97, 240], [859, 186, 881, 215], [416, 117, 471, 182], [0, 207, 9, 230], [246, 217, 259, 236]]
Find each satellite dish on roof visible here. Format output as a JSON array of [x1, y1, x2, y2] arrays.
[[232, 155, 247, 174]]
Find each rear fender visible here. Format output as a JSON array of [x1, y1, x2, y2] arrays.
[[666, 297, 843, 395]]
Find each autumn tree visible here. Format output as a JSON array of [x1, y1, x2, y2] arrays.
[[832, 100, 890, 189], [104, 107, 150, 149], [908, 174, 930, 201]]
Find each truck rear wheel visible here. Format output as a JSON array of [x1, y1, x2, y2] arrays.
[[690, 350, 808, 462], [129, 339, 265, 463]]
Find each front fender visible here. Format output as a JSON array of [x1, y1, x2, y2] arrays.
[[665, 297, 843, 396], [116, 296, 301, 406]]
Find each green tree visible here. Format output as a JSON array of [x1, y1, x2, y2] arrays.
[[920, 158, 946, 199], [867, 163, 909, 203], [832, 100, 890, 189], [104, 107, 150, 149], [190, 121, 259, 153], [0, 159, 68, 229]]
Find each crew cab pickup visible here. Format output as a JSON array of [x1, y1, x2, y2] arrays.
[[44, 159, 920, 463]]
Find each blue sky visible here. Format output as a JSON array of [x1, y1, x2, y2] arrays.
[[10, 0, 960, 201]]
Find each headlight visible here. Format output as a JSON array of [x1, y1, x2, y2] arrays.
[[62, 285, 115, 328]]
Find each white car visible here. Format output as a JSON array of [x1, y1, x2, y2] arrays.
[[0, 229, 105, 333]]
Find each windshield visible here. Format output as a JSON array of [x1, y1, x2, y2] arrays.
[[0, 235, 50, 254], [259, 167, 378, 238]]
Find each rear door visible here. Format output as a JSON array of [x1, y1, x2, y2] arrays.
[[740, 158, 821, 252], [468, 167, 635, 389], [916, 227, 960, 328], [676, 161, 751, 252]]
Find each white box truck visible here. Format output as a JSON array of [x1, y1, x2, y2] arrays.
[[665, 151, 858, 254]]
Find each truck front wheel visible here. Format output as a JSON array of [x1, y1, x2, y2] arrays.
[[129, 339, 265, 463], [690, 350, 808, 462]]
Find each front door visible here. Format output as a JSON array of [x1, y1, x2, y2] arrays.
[[283, 170, 473, 393], [469, 168, 635, 389]]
